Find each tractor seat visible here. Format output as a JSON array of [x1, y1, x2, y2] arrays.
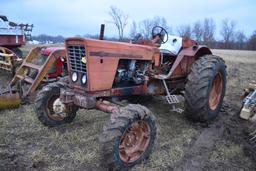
[[160, 35, 182, 56]]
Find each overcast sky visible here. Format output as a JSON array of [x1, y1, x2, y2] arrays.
[[1, 0, 255, 39]]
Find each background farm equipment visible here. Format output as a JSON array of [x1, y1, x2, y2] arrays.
[[239, 83, 256, 149], [0, 46, 22, 75], [0, 15, 33, 57], [240, 83, 256, 120], [0, 15, 33, 77], [0, 47, 67, 109], [0, 15, 33, 43]]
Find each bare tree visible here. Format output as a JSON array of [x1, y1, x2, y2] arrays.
[[129, 21, 137, 38], [202, 18, 216, 47], [152, 16, 172, 34], [140, 19, 154, 39], [137, 16, 172, 39], [176, 24, 191, 38], [235, 30, 246, 49], [108, 6, 129, 40], [220, 19, 236, 49], [247, 30, 256, 50], [192, 21, 203, 42]]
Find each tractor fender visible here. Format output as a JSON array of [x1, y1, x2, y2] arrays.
[[155, 45, 212, 80]]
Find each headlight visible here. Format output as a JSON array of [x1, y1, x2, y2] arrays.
[[81, 74, 87, 84], [72, 72, 78, 82], [60, 57, 65, 62]]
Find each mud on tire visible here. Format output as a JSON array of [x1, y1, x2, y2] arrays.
[[99, 104, 157, 170], [184, 55, 227, 123], [35, 81, 78, 126]]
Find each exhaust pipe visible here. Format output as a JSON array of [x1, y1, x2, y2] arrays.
[[99, 24, 105, 40]]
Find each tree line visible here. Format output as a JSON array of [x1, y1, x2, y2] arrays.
[[175, 18, 253, 50], [32, 34, 65, 44], [108, 6, 256, 50], [32, 6, 256, 50]]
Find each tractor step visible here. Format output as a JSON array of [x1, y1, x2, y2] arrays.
[[23, 62, 41, 70], [162, 79, 184, 113], [166, 94, 180, 104]]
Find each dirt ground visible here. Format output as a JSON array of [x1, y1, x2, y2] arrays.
[[0, 48, 256, 171]]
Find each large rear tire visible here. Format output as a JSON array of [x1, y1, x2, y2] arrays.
[[35, 82, 78, 126], [184, 55, 227, 123], [99, 104, 157, 170]]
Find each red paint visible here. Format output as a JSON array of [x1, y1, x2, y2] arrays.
[[0, 35, 25, 47], [41, 47, 66, 78], [41, 47, 65, 56]]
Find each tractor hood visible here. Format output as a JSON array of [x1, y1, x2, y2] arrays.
[[41, 47, 65, 56], [65, 38, 160, 92]]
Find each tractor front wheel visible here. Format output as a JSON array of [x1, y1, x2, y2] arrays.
[[35, 82, 78, 126], [184, 55, 227, 123], [99, 104, 157, 170]]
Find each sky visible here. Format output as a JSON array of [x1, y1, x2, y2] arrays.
[[0, 0, 255, 39]]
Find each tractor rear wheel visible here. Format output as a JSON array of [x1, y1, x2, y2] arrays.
[[99, 104, 157, 170], [35, 82, 78, 126], [184, 55, 227, 123]]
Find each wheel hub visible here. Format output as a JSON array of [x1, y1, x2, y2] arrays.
[[209, 72, 223, 111], [119, 120, 151, 163], [47, 96, 67, 121], [53, 98, 66, 115]]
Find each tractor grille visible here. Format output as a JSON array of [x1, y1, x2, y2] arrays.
[[67, 45, 86, 74]]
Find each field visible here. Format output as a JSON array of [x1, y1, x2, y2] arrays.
[[0, 48, 256, 171]]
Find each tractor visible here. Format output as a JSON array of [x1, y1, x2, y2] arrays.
[[0, 15, 33, 75], [0, 46, 22, 75], [34, 26, 227, 170], [0, 47, 67, 109]]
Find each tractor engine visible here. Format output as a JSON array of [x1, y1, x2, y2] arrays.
[[114, 60, 149, 86]]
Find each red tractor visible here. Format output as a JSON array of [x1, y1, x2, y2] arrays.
[[34, 26, 227, 170], [28, 47, 67, 80], [0, 46, 67, 109]]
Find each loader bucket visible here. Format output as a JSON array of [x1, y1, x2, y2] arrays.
[[0, 92, 21, 109]]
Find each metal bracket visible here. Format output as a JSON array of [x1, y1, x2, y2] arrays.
[[171, 106, 184, 113]]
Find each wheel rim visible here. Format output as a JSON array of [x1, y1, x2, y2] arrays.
[[209, 72, 223, 111], [119, 120, 151, 163], [47, 95, 67, 121]]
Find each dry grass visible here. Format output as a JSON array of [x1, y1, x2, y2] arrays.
[[209, 141, 254, 169], [212, 49, 256, 107], [213, 49, 256, 64]]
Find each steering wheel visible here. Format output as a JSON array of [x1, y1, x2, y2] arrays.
[[152, 26, 168, 44]]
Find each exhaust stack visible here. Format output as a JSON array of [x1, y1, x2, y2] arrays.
[[99, 24, 105, 40]]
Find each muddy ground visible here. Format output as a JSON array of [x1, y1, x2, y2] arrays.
[[0, 49, 256, 171]]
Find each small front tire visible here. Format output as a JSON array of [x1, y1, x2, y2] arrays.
[[35, 82, 78, 126], [99, 104, 157, 170]]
